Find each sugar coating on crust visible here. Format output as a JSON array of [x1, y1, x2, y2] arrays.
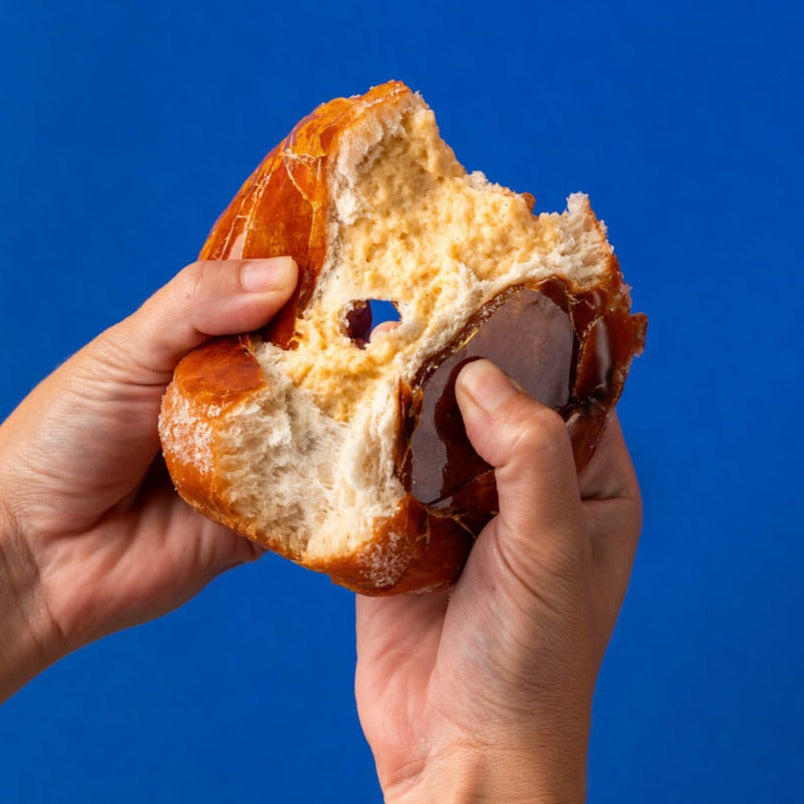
[[362, 530, 408, 589], [159, 388, 217, 477]]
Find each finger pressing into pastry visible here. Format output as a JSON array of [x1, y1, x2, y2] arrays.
[[455, 359, 585, 579], [104, 257, 298, 382]]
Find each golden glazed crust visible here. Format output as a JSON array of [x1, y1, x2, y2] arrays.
[[159, 81, 646, 594], [199, 80, 415, 349]]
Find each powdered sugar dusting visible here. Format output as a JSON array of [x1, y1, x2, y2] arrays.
[[159, 389, 217, 475], [362, 530, 408, 588]]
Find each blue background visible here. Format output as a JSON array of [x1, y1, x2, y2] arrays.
[[1, 1, 802, 801]]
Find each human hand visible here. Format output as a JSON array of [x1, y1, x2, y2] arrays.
[[355, 359, 642, 802], [0, 257, 297, 701]]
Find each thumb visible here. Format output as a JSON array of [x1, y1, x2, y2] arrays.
[[99, 257, 297, 383], [455, 359, 585, 583]]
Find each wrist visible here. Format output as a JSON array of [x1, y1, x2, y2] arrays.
[[383, 738, 588, 804], [0, 499, 64, 702]]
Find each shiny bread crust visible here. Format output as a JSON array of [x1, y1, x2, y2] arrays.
[[159, 81, 646, 595]]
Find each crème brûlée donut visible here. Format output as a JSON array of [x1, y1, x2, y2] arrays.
[[158, 80, 647, 595]]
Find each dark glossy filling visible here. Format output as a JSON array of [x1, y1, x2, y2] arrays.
[[405, 279, 640, 507]]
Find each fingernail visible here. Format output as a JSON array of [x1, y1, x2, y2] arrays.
[[456, 359, 520, 412], [240, 257, 297, 292]]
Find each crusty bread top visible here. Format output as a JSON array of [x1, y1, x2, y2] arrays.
[[159, 81, 646, 593]]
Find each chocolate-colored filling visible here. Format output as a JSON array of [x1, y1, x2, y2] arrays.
[[343, 300, 372, 348], [409, 288, 574, 505], [404, 277, 646, 516]]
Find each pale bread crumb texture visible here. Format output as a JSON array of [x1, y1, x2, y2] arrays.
[[213, 358, 404, 560], [282, 103, 612, 424], [198, 94, 618, 582]]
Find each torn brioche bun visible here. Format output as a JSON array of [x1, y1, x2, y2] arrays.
[[158, 80, 646, 595]]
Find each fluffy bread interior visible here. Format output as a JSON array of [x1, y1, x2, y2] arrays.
[[207, 96, 616, 563]]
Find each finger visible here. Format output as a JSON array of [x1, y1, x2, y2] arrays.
[[578, 415, 639, 502], [354, 592, 448, 785], [581, 416, 642, 599], [371, 321, 399, 338], [99, 257, 297, 383], [354, 593, 447, 738], [145, 481, 265, 572], [355, 593, 448, 662], [455, 359, 585, 581]]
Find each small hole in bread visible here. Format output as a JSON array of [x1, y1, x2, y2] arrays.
[[369, 300, 401, 340], [342, 299, 401, 348], [369, 299, 401, 327]]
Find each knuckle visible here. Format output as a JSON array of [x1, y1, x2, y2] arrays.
[[166, 262, 210, 335], [501, 514, 580, 581], [535, 535, 580, 581], [494, 522, 580, 604], [504, 402, 567, 460], [625, 491, 644, 537], [175, 261, 205, 304]]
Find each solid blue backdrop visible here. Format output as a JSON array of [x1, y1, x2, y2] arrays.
[[1, 1, 802, 801]]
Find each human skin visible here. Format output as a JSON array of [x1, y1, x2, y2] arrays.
[[0, 261, 641, 801], [356, 360, 642, 802], [0, 257, 298, 700]]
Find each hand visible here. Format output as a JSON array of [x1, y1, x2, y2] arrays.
[[355, 359, 642, 802], [0, 257, 297, 701]]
